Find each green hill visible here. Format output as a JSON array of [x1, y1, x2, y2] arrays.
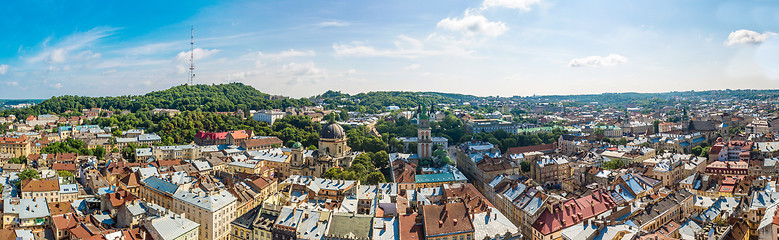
[[1, 83, 313, 117]]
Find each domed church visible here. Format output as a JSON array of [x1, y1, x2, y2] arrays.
[[289, 122, 356, 177]]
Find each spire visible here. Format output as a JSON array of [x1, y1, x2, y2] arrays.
[[420, 104, 430, 120]]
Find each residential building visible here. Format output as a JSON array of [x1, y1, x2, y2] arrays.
[[630, 189, 694, 231], [20, 178, 60, 202], [531, 156, 570, 187], [2, 198, 49, 229], [171, 188, 238, 240]]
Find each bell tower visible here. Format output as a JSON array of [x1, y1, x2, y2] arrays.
[[417, 105, 433, 159]]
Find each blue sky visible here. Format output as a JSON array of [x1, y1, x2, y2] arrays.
[[1, 0, 778, 98]]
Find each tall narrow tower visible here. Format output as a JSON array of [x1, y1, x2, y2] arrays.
[[188, 26, 195, 85], [418, 105, 433, 159]]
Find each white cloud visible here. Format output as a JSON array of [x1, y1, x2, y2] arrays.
[[176, 48, 220, 73], [226, 70, 262, 82], [6, 81, 18, 86], [51, 83, 63, 89], [437, 9, 508, 37], [28, 27, 118, 64], [316, 21, 350, 27], [48, 49, 67, 63], [116, 41, 181, 56], [0, 64, 8, 75], [482, 0, 541, 11], [405, 64, 421, 70], [333, 35, 473, 58], [726, 29, 776, 46], [176, 48, 220, 62], [568, 54, 628, 67], [258, 49, 316, 60], [278, 62, 329, 85]]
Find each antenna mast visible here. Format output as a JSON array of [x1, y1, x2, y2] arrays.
[[188, 26, 195, 85]]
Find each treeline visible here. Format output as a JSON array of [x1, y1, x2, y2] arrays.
[[464, 128, 567, 152], [315, 90, 472, 113], [89, 112, 321, 147], [0, 83, 313, 119]]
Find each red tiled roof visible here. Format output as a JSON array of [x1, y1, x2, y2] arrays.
[[532, 189, 616, 235], [0, 229, 16, 240], [195, 131, 228, 140], [52, 213, 79, 230], [119, 172, 141, 187], [422, 202, 475, 237], [49, 201, 73, 216], [393, 161, 416, 184], [21, 178, 59, 192], [56, 153, 78, 162], [399, 213, 425, 240], [228, 130, 249, 140], [53, 163, 77, 171], [443, 183, 494, 213], [250, 177, 275, 190], [106, 190, 138, 207], [242, 137, 283, 148], [507, 143, 557, 155], [153, 159, 183, 168], [0, 135, 28, 144], [69, 224, 95, 239]]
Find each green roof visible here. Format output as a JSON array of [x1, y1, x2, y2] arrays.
[[292, 142, 303, 149], [415, 173, 455, 184]]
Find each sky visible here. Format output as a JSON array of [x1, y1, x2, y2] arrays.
[[1, 0, 779, 99]]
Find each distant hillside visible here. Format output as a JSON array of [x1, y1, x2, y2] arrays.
[[314, 90, 479, 113], [0, 99, 45, 110], [0, 83, 313, 117]]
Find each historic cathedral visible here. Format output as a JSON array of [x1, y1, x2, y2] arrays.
[[289, 122, 356, 177]]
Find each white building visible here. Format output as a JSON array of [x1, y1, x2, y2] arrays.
[[253, 110, 286, 124]]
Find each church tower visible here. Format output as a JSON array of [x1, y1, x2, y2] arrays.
[[418, 105, 433, 159]]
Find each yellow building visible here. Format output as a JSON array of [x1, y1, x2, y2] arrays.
[[0, 135, 31, 158]]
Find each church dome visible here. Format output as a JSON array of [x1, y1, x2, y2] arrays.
[[320, 123, 346, 139], [292, 142, 303, 149]]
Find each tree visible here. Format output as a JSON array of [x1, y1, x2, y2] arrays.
[[122, 145, 137, 162], [520, 161, 531, 172], [653, 120, 660, 134], [57, 170, 75, 178], [371, 151, 390, 170], [93, 146, 106, 159], [593, 128, 605, 136], [700, 146, 711, 157], [365, 172, 385, 184], [603, 159, 624, 170], [691, 146, 703, 156], [18, 169, 40, 182], [8, 156, 26, 164]]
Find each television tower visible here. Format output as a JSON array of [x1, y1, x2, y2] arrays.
[[188, 26, 195, 85]]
